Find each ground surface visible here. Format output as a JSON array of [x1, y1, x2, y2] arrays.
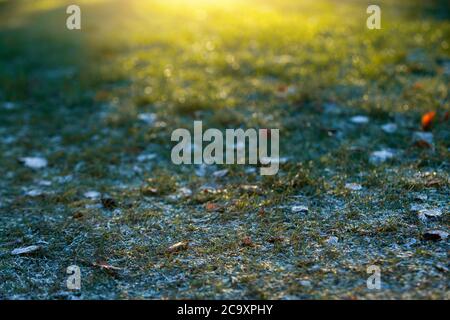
[[0, 0, 449, 299]]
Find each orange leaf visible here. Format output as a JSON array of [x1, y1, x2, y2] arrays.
[[413, 82, 423, 90], [205, 202, 219, 212], [414, 140, 433, 149], [421, 111, 436, 131], [277, 85, 288, 93]]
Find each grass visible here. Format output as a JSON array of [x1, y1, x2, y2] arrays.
[[0, 0, 449, 299]]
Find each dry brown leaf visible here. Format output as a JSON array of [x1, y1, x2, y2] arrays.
[[205, 202, 220, 212], [423, 230, 448, 241], [101, 197, 117, 210], [242, 236, 254, 247], [413, 82, 424, 90], [267, 236, 284, 243], [167, 241, 188, 253], [93, 261, 123, 271]]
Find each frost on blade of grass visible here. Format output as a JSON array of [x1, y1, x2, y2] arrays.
[[11, 245, 41, 255], [381, 123, 397, 133], [417, 208, 443, 222], [345, 183, 362, 191], [37, 180, 52, 186], [25, 189, 44, 197], [177, 187, 192, 197], [168, 187, 192, 200], [213, 169, 228, 178], [84, 191, 101, 199], [19, 157, 47, 169], [137, 113, 157, 125], [413, 193, 428, 202], [291, 205, 309, 213], [137, 153, 157, 162], [350, 115, 369, 124], [369, 149, 395, 165], [326, 236, 339, 246]]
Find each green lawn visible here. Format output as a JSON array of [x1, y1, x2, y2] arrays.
[[0, 0, 448, 299]]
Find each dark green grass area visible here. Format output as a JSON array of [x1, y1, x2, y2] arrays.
[[0, 0, 449, 299]]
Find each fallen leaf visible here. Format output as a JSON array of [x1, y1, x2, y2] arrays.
[[94, 90, 110, 101], [91, 261, 123, 277], [72, 212, 84, 219], [425, 178, 443, 188], [167, 241, 188, 253], [239, 185, 261, 195], [11, 245, 41, 255], [369, 149, 395, 165], [381, 123, 397, 134], [410, 204, 425, 213], [277, 84, 288, 93], [421, 111, 436, 131], [93, 261, 123, 271], [213, 169, 228, 178], [299, 280, 312, 287], [137, 153, 157, 162], [412, 82, 423, 90], [412, 131, 434, 148], [258, 207, 265, 216], [291, 205, 309, 213], [275, 85, 296, 98], [84, 191, 101, 199], [205, 202, 220, 212], [101, 197, 117, 210], [345, 183, 362, 191], [326, 236, 339, 245], [418, 208, 442, 221], [138, 113, 157, 125], [350, 115, 369, 124], [25, 189, 44, 197], [242, 236, 254, 247], [414, 194, 428, 202], [267, 236, 284, 243], [38, 180, 52, 186], [19, 157, 47, 169], [177, 187, 192, 198], [142, 186, 158, 195], [423, 230, 448, 241]]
